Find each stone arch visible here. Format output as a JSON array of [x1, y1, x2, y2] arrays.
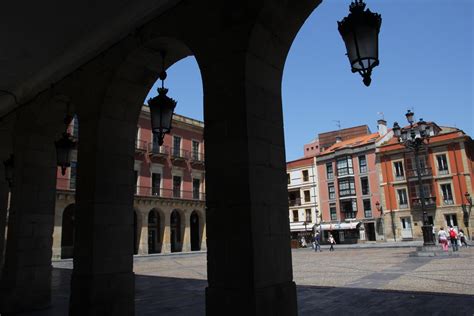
[[170, 209, 184, 253], [61, 203, 75, 259], [148, 208, 164, 254]]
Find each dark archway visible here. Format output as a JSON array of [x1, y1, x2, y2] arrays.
[[133, 211, 139, 255], [170, 210, 182, 252], [190, 211, 200, 251], [148, 209, 162, 254], [61, 204, 75, 259]]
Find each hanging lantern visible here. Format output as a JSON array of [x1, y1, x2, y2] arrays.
[[338, 0, 382, 86], [3, 154, 14, 188], [55, 132, 76, 176], [55, 114, 76, 176], [147, 51, 177, 146]]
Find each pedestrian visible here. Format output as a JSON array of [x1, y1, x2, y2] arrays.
[[448, 226, 458, 251], [328, 234, 336, 252], [459, 229, 468, 248], [437, 227, 448, 251], [313, 231, 322, 252], [300, 236, 307, 248]]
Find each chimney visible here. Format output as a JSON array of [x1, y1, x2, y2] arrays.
[[335, 136, 342, 143], [377, 119, 387, 136]]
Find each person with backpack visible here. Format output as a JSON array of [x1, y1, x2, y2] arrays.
[[449, 226, 458, 251]]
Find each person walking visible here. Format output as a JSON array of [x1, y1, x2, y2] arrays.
[[313, 232, 322, 252], [328, 234, 336, 252], [438, 227, 448, 251], [448, 226, 458, 251], [459, 229, 468, 248]]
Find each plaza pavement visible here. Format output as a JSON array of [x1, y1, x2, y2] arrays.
[[18, 245, 474, 315]]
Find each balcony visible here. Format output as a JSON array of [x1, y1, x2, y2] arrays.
[[190, 151, 205, 167], [135, 139, 147, 153], [289, 198, 301, 207], [411, 196, 436, 211], [148, 144, 170, 159], [170, 147, 186, 161], [407, 167, 432, 179], [135, 186, 205, 201]]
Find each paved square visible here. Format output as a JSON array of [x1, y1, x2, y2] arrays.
[[26, 246, 474, 315]]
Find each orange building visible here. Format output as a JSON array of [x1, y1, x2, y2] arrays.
[[377, 123, 474, 241]]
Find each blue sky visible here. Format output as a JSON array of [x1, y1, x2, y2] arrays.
[[146, 0, 473, 162]]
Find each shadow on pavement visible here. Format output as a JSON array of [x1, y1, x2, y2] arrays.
[[15, 268, 474, 315]]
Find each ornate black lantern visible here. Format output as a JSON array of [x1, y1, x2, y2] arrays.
[[3, 154, 14, 188], [55, 115, 76, 176], [147, 51, 177, 146], [338, 0, 382, 86]]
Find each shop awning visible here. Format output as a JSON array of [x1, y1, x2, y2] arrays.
[[290, 222, 312, 232], [317, 222, 361, 231]]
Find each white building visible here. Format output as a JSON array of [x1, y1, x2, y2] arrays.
[[287, 156, 319, 241]]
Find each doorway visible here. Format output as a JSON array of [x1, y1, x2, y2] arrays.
[[400, 217, 413, 239], [190, 211, 200, 251], [170, 210, 182, 252]]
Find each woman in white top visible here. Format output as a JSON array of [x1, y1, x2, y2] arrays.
[[438, 227, 448, 251]]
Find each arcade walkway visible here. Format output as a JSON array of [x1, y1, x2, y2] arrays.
[[17, 248, 474, 315]]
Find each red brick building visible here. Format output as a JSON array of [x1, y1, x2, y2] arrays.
[[377, 123, 474, 241], [53, 107, 206, 258]]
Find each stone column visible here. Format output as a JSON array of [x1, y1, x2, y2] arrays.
[[161, 211, 171, 254], [0, 166, 9, 268], [0, 132, 57, 313], [200, 217, 207, 252], [202, 49, 297, 314], [182, 211, 191, 252], [138, 210, 149, 255], [69, 115, 136, 315]]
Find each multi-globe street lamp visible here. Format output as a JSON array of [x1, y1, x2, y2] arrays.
[[462, 192, 472, 240], [392, 110, 435, 246]]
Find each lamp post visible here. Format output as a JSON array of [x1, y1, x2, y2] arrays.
[[55, 115, 76, 176], [338, 0, 382, 86], [462, 192, 472, 240], [392, 110, 435, 246]]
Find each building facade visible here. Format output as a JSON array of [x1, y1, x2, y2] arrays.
[[377, 123, 474, 241], [53, 108, 206, 259], [316, 123, 387, 244], [287, 157, 319, 242]]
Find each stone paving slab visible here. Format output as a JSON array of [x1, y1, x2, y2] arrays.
[[16, 247, 474, 315]]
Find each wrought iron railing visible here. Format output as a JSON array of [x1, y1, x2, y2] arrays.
[[411, 196, 436, 210], [289, 198, 301, 207], [407, 167, 432, 179], [135, 186, 205, 200]]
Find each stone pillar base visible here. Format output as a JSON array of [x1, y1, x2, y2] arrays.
[[205, 281, 297, 316], [69, 271, 135, 316], [410, 246, 460, 257]]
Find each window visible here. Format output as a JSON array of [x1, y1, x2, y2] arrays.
[[326, 163, 334, 180], [440, 183, 454, 204], [445, 214, 458, 228], [393, 161, 404, 180], [172, 136, 181, 157], [436, 154, 449, 175], [69, 161, 77, 190], [304, 190, 311, 202], [152, 173, 161, 196], [305, 209, 312, 222], [192, 140, 200, 160], [361, 177, 369, 195], [152, 133, 160, 152], [173, 176, 181, 198], [363, 199, 372, 218], [193, 178, 200, 199], [330, 205, 337, 221], [287, 173, 290, 185], [336, 156, 353, 176], [302, 170, 309, 182], [293, 210, 299, 222], [328, 184, 336, 200], [341, 199, 357, 219], [359, 155, 367, 173], [338, 178, 356, 197], [397, 189, 408, 209]]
